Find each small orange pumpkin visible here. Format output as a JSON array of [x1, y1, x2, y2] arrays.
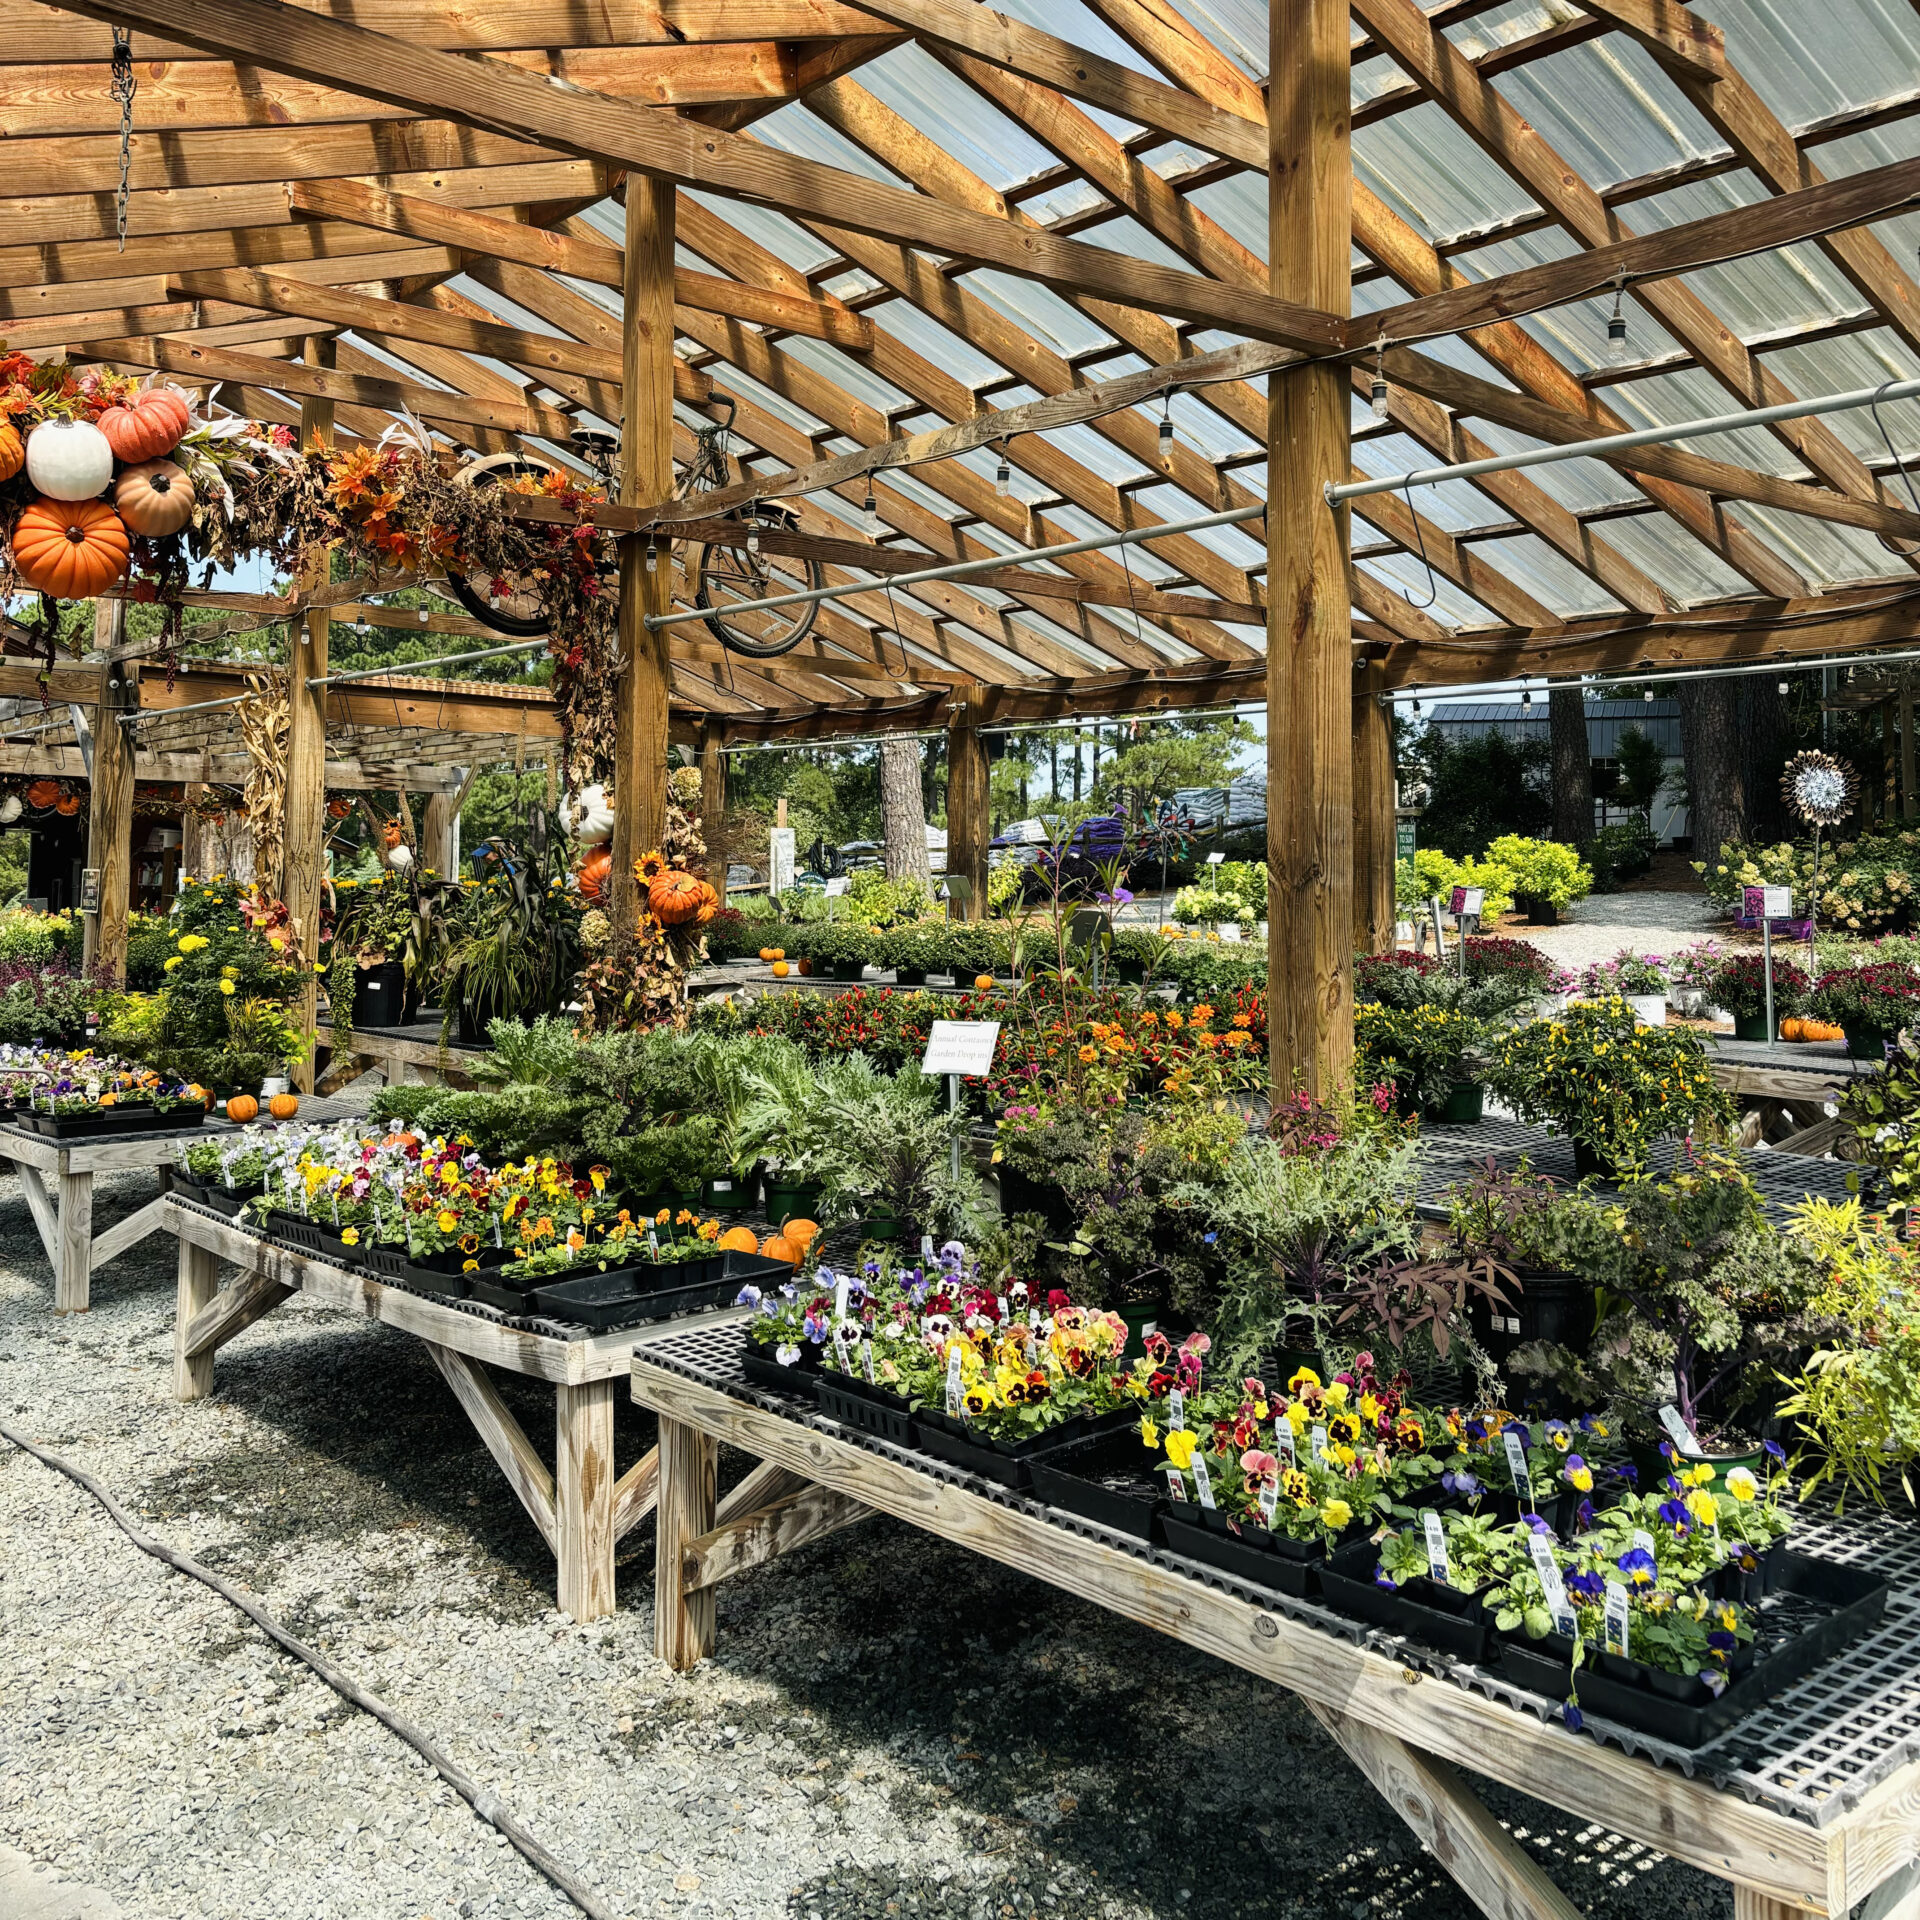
[[0, 420, 22, 483], [759, 947, 777, 962], [760, 1231, 800, 1265], [114, 459, 195, 537], [268, 1092, 299, 1120], [576, 843, 613, 901], [11, 496, 130, 598], [24, 778, 59, 808], [973, 973, 994, 991], [97, 389, 189, 463], [53, 792, 79, 816], [327, 797, 352, 819], [1803, 1017, 1845, 1042], [770, 959, 790, 977], [226, 1093, 258, 1123], [718, 1225, 760, 1253], [782, 1218, 820, 1251], [648, 869, 705, 925]]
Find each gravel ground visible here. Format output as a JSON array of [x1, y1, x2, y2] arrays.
[[2, 1169, 1740, 1920]]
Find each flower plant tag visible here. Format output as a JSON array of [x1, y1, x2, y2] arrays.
[[863, 1340, 875, 1385], [1274, 1424, 1297, 1466], [1605, 1581, 1631, 1658], [834, 1272, 850, 1322], [1632, 1527, 1656, 1560], [1167, 1388, 1185, 1431], [1311, 1423, 1328, 1462], [1258, 1480, 1278, 1526], [1163, 1463, 1187, 1501], [646, 1226, 660, 1256], [1528, 1534, 1577, 1639], [1503, 1430, 1530, 1502], [1191, 1452, 1215, 1510], [712, 1179, 731, 1194], [1422, 1511, 1450, 1583], [1658, 1404, 1705, 1458], [944, 1343, 964, 1417], [921, 1235, 936, 1265]]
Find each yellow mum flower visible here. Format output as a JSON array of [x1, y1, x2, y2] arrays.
[[218, 979, 236, 996]]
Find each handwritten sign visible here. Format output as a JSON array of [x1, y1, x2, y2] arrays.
[[921, 1020, 1001, 1078]]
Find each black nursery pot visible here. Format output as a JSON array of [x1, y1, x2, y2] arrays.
[[1467, 1266, 1594, 1370], [1514, 892, 1559, 927], [351, 960, 408, 1030]]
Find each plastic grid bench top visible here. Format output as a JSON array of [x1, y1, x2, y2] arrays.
[[634, 1318, 1920, 1830]]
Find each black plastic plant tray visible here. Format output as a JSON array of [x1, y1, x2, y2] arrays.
[[259, 1209, 325, 1253], [611, 1267, 754, 1324], [627, 1254, 719, 1292], [740, 1347, 820, 1398], [815, 1371, 914, 1447], [1318, 1541, 1494, 1663], [1026, 1428, 1163, 1541], [29, 1106, 182, 1139], [409, 1243, 511, 1275], [719, 1250, 798, 1287], [197, 1185, 259, 1221], [361, 1246, 409, 1281], [530, 1268, 659, 1331], [1497, 1551, 1888, 1748], [463, 1270, 528, 1311], [911, 1404, 1135, 1493], [1158, 1506, 1328, 1599]]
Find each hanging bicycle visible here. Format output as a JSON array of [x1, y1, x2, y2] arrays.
[[434, 399, 825, 657]]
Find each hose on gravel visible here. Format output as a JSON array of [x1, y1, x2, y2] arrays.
[[0, 1420, 622, 1920]]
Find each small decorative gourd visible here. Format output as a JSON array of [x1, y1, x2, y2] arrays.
[[770, 959, 790, 977], [760, 1231, 800, 1265], [24, 419, 114, 500], [718, 1225, 760, 1253], [563, 782, 615, 845], [973, 973, 994, 991], [575, 844, 612, 901], [11, 497, 129, 596], [268, 1092, 299, 1120], [226, 1093, 259, 1123], [0, 420, 23, 483], [114, 459, 196, 537]]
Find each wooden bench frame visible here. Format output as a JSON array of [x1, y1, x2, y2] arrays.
[[165, 1199, 745, 1620], [630, 1355, 1920, 1920], [1, 1121, 199, 1313], [313, 1021, 484, 1094]]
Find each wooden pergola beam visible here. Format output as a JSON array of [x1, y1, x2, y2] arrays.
[[47, 0, 1344, 354], [1571, 0, 1727, 79]]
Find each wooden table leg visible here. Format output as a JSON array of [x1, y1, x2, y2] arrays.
[[54, 1168, 92, 1314], [555, 1378, 616, 1624], [654, 1414, 717, 1670], [173, 1236, 220, 1401], [1732, 1894, 1823, 1920]]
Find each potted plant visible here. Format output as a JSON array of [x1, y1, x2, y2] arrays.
[[1485, 835, 1593, 927], [1704, 951, 1808, 1042], [1809, 962, 1920, 1059], [1580, 950, 1670, 1027], [438, 842, 582, 1045], [604, 1115, 720, 1219], [793, 921, 873, 983], [1354, 1000, 1491, 1124], [329, 870, 420, 1028], [1665, 940, 1724, 1018], [1490, 997, 1732, 1180]]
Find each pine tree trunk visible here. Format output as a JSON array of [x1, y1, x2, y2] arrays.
[[1679, 680, 1747, 860], [879, 737, 931, 884], [1739, 680, 1791, 842], [1549, 687, 1593, 845]]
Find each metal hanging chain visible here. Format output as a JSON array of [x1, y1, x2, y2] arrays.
[[110, 28, 137, 252]]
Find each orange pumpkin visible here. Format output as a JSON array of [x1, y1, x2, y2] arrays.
[[770, 959, 790, 977], [718, 1225, 760, 1253], [24, 779, 58, 808], [11, 497, 129, 598], [226, 1093, 258, 1123], [973, 973, 994, 991], [0, 420, 22, 483], [649, 869, 705, 925], [782, 1218, 820, 1251], [268, 1092, 299, 1120], [114, 459, 195, 537], [97, 389, 189, 463], [327, 797, 352, 819], [1790, 1016, 1845, 1042], [760, 1231, 800, 1265], [53, 792, 79, 816], [576, 843, 613, 901]]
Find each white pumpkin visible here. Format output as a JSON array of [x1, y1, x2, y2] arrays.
[[25, 419, 114, 501], [564, 782, 615, 845], [386, 842, 414, 872], [0, 796, 21, 824]]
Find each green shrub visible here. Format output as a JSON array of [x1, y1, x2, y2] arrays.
[[1171, 860, 1265, 925], [366, 1084, 592, 1160], [1395, 848, 1515, 918], [0, 908, 75, 968], [602, 1115, 724, 1198], [1484, 835, 1592, 910], [1582, 823, 1656, 894]]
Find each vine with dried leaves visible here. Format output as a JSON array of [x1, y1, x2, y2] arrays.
[[237, 668, 289, 888]]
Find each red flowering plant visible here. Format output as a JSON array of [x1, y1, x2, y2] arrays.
[[1809, 961, 1920, 1036]]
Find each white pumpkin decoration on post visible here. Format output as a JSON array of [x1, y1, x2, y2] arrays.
[[0, 795, 21, 825], [25, 419, 115, 501], [387, 841, 414, 873], [563, 782, 615, 846]]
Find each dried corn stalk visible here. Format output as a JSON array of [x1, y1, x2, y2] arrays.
[[238, 669, 291, 889]]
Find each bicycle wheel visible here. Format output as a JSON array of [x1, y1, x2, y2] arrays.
[[436, 453, 558, 637], [692, 527, 824, 657]]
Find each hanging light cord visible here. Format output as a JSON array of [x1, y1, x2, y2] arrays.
[[110, 29, 136, 253]]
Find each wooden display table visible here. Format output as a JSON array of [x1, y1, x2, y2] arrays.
[[632, 1325, 1920, 1920], [166, 1197, 745, 1622], [314, 1017, 488, 1092]]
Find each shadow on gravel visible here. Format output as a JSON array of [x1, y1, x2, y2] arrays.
[[695, 1522, 1716, 1920]]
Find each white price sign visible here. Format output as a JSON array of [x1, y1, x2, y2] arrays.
[[768, 826, 795, 895], [921, 1019, 1002, 1078], [824, 876, 851, 897]]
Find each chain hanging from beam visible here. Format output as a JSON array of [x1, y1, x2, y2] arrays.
[[110, 28, 137, 252]]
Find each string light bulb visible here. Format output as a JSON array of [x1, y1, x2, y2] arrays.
[[1158, 395, 1174, 459], [1369, 337, 1390, 422], [1643, 687, 1655, 703], [1521, 690, 1533, 708], [1607, 273, 1630, 365], [644, 539, 658, 574], [1778, 680, 1790, 696], [993, 442, 1012, 498], [862, 486, 881, 536]]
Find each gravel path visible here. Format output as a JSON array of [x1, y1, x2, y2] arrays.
[[2, 1170, 1738, 1920]]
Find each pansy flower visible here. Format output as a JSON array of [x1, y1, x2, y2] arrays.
[[1617, 1546, 1656, 1589]]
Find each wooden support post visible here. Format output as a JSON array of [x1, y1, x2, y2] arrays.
[[285, 335, 335, 1097], [1352, 667, 1396, 955], [608, 175, 677, 960], [426, 1343, 557, 1554], [699, 724, 728, 905], [1267, 0, 1353, 1095], [180, 770, 209, 883], [82, 601, 136, 983], [173, 1236, 219, 1401], [1309, 1703, 1582, 1920], [945, 684, 990, 922], [54, 1170, 92, 1314], [1903, 680, 1916, 822], [419, 788, 458, 880], [555, 1378, 617, 1623], [654, 1414, 718, 1669]]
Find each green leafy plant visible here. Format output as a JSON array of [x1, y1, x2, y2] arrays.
[[1705, 952, 1808, 1023], [1485, 834, 1592, 911]]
